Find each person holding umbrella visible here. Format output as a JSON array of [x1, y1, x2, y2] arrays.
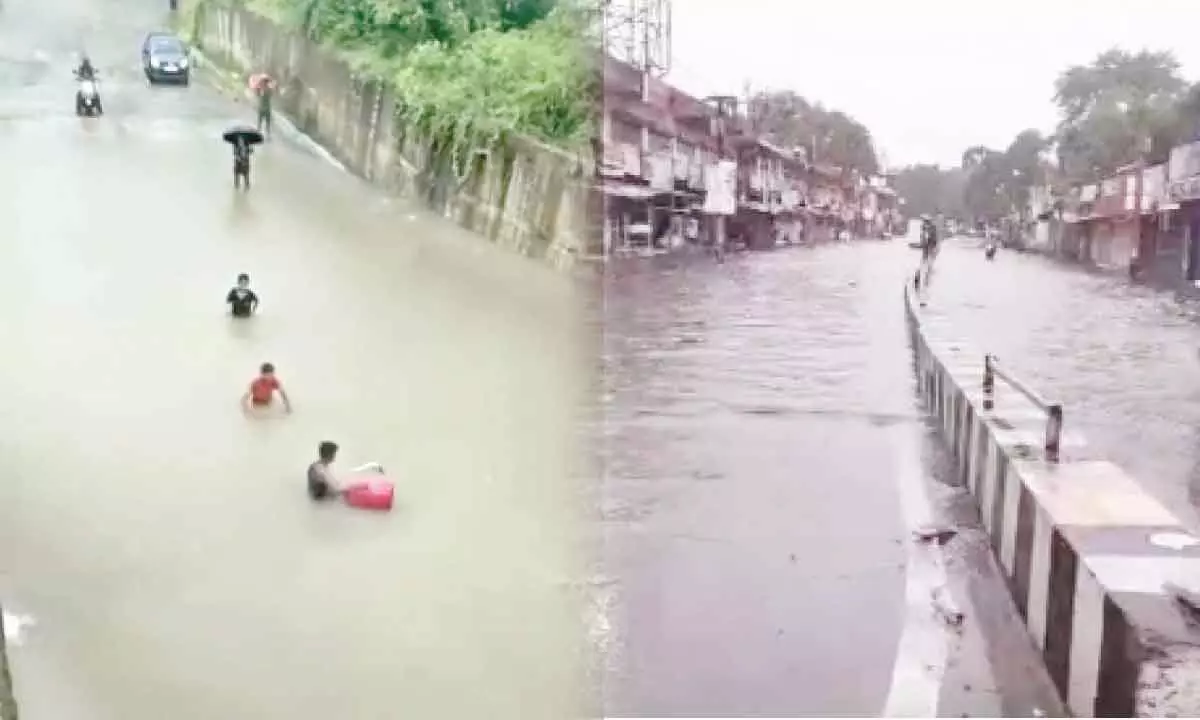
[[249, 72, 275, 138], [223, 126, 264, 190]]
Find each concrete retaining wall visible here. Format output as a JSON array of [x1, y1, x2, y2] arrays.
[[0, 612, 16, 720], [188, 3, 593, 270], [905, 281, 1200, 717]]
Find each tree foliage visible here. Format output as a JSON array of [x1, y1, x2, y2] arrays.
[[891, 164, 965, 219], [894, 128, 1051, 222], [1052, 48, 1185, 179], [239, 0, 593, 146], [391, 6, 594, 147], [956, 129, 1050, 221], [922, 47, 1200, 218], [746, 90, 880, 175]]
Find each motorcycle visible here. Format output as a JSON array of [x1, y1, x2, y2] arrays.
[[75, 73, 102, 117], [984, 242, 997, 260]]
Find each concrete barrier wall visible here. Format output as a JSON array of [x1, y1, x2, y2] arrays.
[[905, 281, 1200, 717], [189, 2, 594, 271], [0, 612, 16, 720]]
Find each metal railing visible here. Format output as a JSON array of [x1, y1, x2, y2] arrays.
[[982, 354, 1064, 462]]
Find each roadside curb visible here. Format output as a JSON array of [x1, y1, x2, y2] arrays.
[[904, 279, 1200, 716]]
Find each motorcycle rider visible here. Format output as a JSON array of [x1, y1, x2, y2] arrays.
[[75, 55, 96, 80], [74, 55, 102, 116]]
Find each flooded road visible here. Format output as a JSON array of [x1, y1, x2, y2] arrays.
[[598, 243, 1063, 717], [920, 242, 1200, 532], [0, 0, 589, 718], [0, 0, 1073, 715]]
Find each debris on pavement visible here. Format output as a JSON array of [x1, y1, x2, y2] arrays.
[[931, 587, 965, 628], [914, 527, 958, 546]]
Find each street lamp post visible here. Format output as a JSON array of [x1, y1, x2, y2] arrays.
[[1123, 135, 1152, 278], [1132, 137, 1150, 276]]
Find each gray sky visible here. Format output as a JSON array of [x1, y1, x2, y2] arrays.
[[660, 0, 1200, 169]]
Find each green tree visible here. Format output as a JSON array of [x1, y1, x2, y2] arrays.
[[747, 90, 880, 175], [392, 6, 594, 145], [960, 145, 1006, 220], [1052, 48, 1184, 179], [892, 164, 965, 219], [956, 130, 1048, 221], [227, 0, 592, 145], [1002, 129, 1049, 212]]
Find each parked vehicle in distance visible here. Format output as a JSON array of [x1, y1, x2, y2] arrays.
[[142, 32, 190, 85]]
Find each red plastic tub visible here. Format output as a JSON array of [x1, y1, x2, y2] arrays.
[[343, 478, 395, 511]]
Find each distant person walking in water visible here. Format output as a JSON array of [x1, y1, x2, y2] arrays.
[[916, 215, 940, 291], [232, 137, 252, 190], [226, 273, 259, 317], [251, 72, 274, 138]]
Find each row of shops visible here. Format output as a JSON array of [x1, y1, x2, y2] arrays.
[[1036, 139, 1200, 288], [597, 140, 903, 256], [596, 55, 901, 258]]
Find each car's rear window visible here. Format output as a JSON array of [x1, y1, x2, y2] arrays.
[[150, 37, 183, 53]]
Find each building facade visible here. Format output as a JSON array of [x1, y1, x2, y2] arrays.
[[597, 55, 878, 258]]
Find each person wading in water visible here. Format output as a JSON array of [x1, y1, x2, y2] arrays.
[[232, 137, 253, 190], [915, 214, 940, 301], [252, 72, 275, 138]]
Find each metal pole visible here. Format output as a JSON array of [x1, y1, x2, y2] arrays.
[[982, 354, 995, 410], [711, 214, 725, 262], [1045, 404, 1063, 462]]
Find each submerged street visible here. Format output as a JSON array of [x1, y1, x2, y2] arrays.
[[920, 240, 1200, 532], [599, 243, 1061, 718], [0, 0, 588, 718], [0, 0, 1070, 717]]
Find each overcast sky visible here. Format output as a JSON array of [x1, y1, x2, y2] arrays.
[[652, 0, 1200, 169]]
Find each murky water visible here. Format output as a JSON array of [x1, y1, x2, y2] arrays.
[[0, 0, 1080, 715], [924, 241, 1200, 530], [0, 0, 590, 717], [598, 243, 923, 715], [595, 242, 1066, 717]]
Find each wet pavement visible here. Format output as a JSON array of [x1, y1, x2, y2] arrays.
[[918, 241, 1200, 532], [598, 243, 1063, 717], [0, 0, 589, 718]]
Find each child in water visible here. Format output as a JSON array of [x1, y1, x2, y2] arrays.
[[226, 273, 259, 318], [242, 362, 292, 413]]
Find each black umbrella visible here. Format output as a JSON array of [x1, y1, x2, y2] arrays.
[[223, 127, 264, 145]]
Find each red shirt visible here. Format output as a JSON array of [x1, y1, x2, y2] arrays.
[[249, 375, 280, 405]]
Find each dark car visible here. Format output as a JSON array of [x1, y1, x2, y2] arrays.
[[142, 32, 190, 85]]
